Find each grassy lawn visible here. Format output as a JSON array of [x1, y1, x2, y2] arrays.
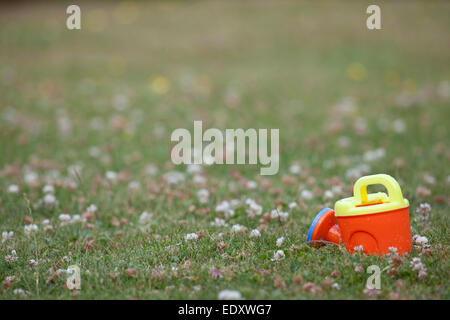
[[0, 0, 449, 299]]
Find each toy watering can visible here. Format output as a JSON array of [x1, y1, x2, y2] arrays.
[[307, 174, 412, 255]]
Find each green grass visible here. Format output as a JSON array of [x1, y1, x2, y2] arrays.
[[0, 0, 449, 299]]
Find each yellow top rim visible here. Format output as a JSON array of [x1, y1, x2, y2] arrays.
[[335, 192, 409, 217], [335, 174, 409, 217]]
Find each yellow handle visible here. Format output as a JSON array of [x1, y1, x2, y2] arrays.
[[353, 174, 404, 205]]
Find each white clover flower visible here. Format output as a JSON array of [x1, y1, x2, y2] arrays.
[[112, 93, 130, 111], [58, 215, 71, 227], [139, 211, 153, 225], [415, 203, 431, 222], [71, 214, 81, 223], [5, 276, 16, 282], [186, 164, 202, 174], [323, 159, 336, 169], [270, 209, 280, 220], [323, 190, 334, 200], [353, 117, 367, 134], [43, 194, 57, 208], [395, 91, 415, 108], [197, 189, 210, 204], [210, 218, 226, 227], [24, 224, 38, 236], [392, 119, 406, 134], [338, 136, 351, 148], [2, 231, 14, 243], [62, 178, 78, 190], [42, 185, 55, 194], [185, 233, 199, 241], [331, 185, 343, 196], [2, 106, 17, 123], [7, 184, 19, 194], [217, 232, 226, 239], [437, 80, 450, 99], [224, 209, 235, 219], [363, 148, 386, 162], [5, 250, 18, 263], [276, 237, 285, 247], [332, 283, 341, 290], [271, 209, 289, 222], [301, 189, 314, 200], [89, 146, 101, 158], [29, 259, 38, 267], [42, 219, 53, 231], [216, 201, 230, 212], [144, 164, 158, 176], [418, 269, 427, 278], [193, 285, 202, 291], [13, 288, 26, 296], [249, 229, 261, 238], [57, 114, 72, 137], [345, 164, 371, 181], [416, 203, 431, 213], [410, 257, 427, 277], [288, 202, 298, 209], [279, 211, 289, 223], [163, 171, 185, 185], [193, 174, 207, 186], [334, 96, 356, 114], [105, 170, 118, 183], [24, 171, 38, 185], [230, 199, 240, 208], [246, 180, 257, 189], [86, 204, 98, 214], [128, 181, 141, 192], [215, 201, 234, 218], [59, 213, 71, 222], [289, 163, 302, 175], [231, 224, 247, 234], [410, 257, 421, 268], [413, 234, 429, 247], [90, 117, 104, 130], [245, 199, 262, 218], [218, 289, 242, 300], [353, 245, 364, 253], [272, 250, 285, 262]]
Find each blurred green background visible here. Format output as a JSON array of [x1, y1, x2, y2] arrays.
[[0, 0, 449, 299], [1, 0, 448, 176]]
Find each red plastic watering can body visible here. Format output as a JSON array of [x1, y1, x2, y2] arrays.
[[307, 174, 412, 256]]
